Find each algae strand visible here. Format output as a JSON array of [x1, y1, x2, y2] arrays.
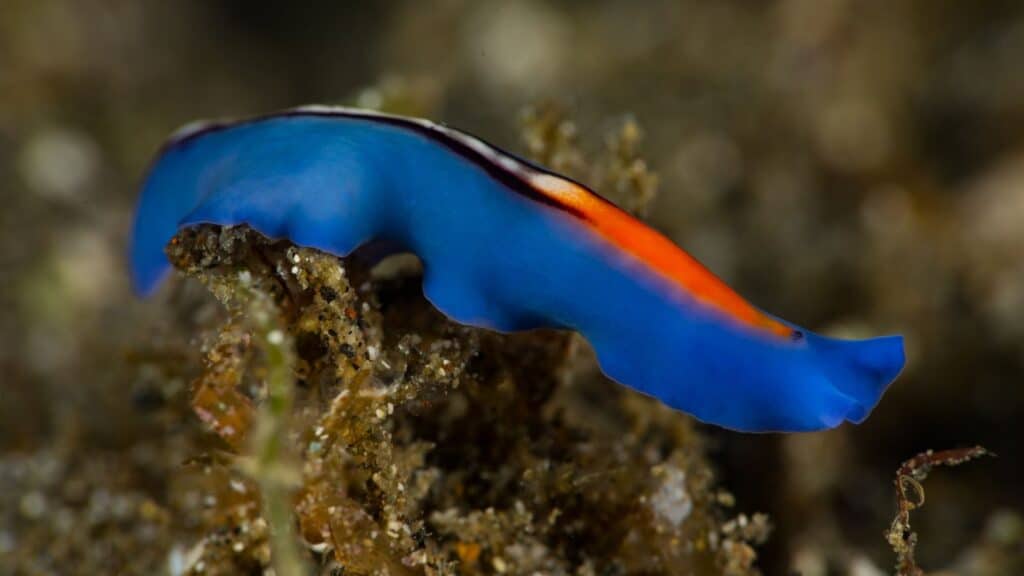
[[886, 445, 992, 576]]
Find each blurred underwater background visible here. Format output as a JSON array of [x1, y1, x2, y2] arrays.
[[1, 1, 1023, 574]]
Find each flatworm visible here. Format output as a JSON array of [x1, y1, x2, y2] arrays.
[[130, 106, 905, 432]]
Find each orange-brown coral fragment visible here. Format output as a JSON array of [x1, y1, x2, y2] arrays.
[[190, 327, 254, 452], [191, 383, 253, 452]]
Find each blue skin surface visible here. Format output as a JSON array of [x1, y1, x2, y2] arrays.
[[131, 110, 905, 432]]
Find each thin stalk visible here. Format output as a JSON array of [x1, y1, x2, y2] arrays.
[[247, 288, 308, 576]]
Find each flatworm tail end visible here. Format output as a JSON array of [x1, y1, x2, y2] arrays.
[[803, 332, 905, 424]]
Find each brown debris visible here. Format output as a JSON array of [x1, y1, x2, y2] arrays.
[[886, 446, 992, 576]]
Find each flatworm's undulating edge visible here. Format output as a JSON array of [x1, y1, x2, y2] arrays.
[[163, 106, 597, 219]]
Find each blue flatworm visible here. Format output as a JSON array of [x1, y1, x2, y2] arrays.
[[130, 106, 905, 432]]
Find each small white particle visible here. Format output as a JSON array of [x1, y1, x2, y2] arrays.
[[650, 466, 693, 527], [386, 519, 403, 538], [267, 330, 284, 345]]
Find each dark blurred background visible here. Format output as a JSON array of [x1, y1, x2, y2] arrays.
[[1, 1, 1022, 574]]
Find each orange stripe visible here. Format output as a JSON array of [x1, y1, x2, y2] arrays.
[[529, 174, 792, 339]]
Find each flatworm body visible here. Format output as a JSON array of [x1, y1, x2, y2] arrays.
[[130, 106, 905, 432]]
